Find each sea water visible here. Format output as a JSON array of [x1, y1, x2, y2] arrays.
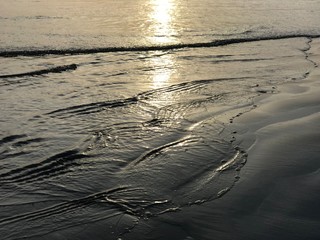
[[0, 0, 319, 239]]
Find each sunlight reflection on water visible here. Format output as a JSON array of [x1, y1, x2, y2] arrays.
[[147, 0, 178, 90], [148, 0, 178, 44], [150, 53, 176, 89]]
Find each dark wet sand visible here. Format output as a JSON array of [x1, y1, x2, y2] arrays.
[[121, 41, 320, 240], [215, 73, 320, 240]]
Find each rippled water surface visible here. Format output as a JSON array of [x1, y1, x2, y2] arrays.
[[0, 0, 320, 239], [1, 0, 320, 49]]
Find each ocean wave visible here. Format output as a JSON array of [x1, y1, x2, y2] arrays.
[[1, 34, 319, 58]]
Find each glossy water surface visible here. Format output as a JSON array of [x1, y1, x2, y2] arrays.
[[0, 0, 320, 239]]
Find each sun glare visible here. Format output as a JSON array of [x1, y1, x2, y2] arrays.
[[150, 54, 175, 89], [149, 0, 177, 44], [147, 0, 178, 91]]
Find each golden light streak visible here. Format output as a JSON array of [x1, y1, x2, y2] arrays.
[[150, 53, 175, 89], [148, 0, 177, 44], [146, 0, 178, 92]]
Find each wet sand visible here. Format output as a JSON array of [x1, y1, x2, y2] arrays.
[[26, 38, 320, 240], [122, 39, 320, 240], [1, 1, 320, 239], [217, 53, 320, 239]]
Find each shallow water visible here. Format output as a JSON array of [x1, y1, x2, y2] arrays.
[[0, 0, 320, 239]]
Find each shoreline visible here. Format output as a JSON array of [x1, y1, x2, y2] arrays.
[[197, 39, 320, 239], [223, 63, 320, 239], [124, 39, 320, 240]]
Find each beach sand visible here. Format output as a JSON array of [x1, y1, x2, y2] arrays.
[[212, 39, 320, 240], [1, 1, 320, 239], [120, 39, 320, 240]]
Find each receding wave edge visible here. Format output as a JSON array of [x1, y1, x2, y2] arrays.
[[1, 34, 320, 57]]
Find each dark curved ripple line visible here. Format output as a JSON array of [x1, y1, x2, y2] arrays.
[[1, 34, 320, 58], [47, 77, 250, 117], [47, 97, 139, 116], [0, 64, 77, 78], [0, 149, 88, 183], [127, 137, 199, 167], [0, 134, 27, 146], [0, 186, 170, 225], [0, 187, 129, 224], [46, 80, 205, 116]]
